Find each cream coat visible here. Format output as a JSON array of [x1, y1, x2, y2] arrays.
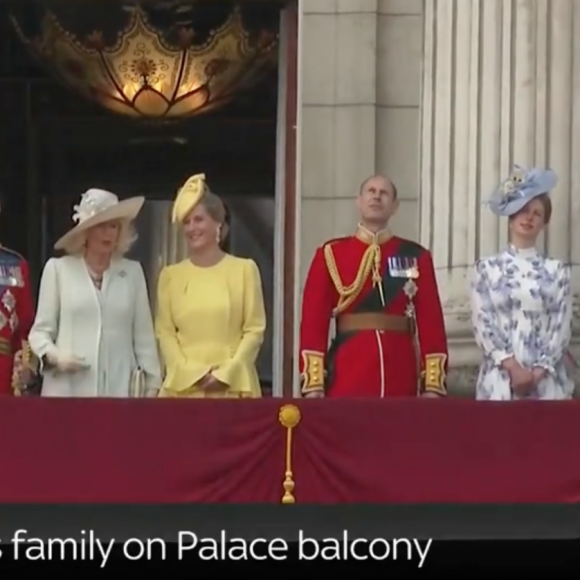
[[29, 256, 162, 397]]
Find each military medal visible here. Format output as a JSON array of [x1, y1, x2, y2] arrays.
[[387, 257, 402, 277], [0, 265, 22, 287], [8, 266, 23, 287], [388, 256, 419, 279], [0, 265, 9, 286], [2, 290, 15, 312], [403, 257, 419, 279], [404, 279, 418, 299]]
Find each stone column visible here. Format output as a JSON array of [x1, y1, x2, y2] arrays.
[[419, 0, 580, 395], [375, 0, 424, 241], [299, 0, 379, 288]]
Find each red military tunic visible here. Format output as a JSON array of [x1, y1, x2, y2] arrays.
[[299, 227, 448, 397], [0, 246, 35, 395]]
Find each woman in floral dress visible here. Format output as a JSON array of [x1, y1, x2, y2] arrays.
[[470, 166, 573, 400]]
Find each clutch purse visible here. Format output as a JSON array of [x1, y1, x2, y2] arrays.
[[129, 367, 146, 398]]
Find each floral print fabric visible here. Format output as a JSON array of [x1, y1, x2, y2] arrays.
[[470, 245, 573, 400]]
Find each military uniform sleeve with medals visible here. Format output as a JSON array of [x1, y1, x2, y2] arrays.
[[0, 246, 39, 395]]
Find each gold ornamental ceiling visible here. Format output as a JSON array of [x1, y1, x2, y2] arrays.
[[9, 1, 279, 119]]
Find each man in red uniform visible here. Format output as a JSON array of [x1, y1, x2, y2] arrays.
[[299, 174, 448, 398], [0, 200, 37, 395]]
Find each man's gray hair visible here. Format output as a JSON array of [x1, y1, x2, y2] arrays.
[[359, 174, 398, 199]]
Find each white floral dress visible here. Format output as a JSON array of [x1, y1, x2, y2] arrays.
[[470, 245, 574, 400]]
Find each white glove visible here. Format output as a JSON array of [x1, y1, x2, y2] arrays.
[[46, 352, 88, 373]]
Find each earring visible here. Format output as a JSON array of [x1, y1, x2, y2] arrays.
[[215, 225, 222, 243]]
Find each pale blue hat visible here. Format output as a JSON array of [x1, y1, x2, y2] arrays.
[[487, 165, 558, 217]]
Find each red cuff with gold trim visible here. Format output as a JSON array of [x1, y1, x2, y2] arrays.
[[423, 353, 447, 396], [300, 350, 325, 394]]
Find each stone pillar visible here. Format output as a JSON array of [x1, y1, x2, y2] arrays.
[[295, 0, 379, 394], [375, 0, 424, 241], [298, 0, 379, 285], [419, 0, 580, 395]]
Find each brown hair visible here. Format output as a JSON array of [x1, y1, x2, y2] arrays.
[[509, 193, 552, 224], [536, 193, 552, 224], [198, 187, 229, 243]]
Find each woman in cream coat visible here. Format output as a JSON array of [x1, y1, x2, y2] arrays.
[[28, 188, 162, 397], [155, 173, 266, 398]]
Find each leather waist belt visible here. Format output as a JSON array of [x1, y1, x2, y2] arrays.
[[336, 313, 413, 334]]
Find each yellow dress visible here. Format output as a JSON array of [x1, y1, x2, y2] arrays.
[[155, 255, 266, 398]]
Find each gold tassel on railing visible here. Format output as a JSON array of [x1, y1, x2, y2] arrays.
[[278, 404, 301, 504]]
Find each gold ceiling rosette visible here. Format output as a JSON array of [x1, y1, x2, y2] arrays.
[[9, 1, 279, 118]]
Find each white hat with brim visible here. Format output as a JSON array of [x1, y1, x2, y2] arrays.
[[54, 188, 145, 251]]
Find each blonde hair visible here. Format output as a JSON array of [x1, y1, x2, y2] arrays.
[[61, 220, 138, 257]]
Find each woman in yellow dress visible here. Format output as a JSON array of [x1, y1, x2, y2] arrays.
[[155, 173, 267, 398]]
